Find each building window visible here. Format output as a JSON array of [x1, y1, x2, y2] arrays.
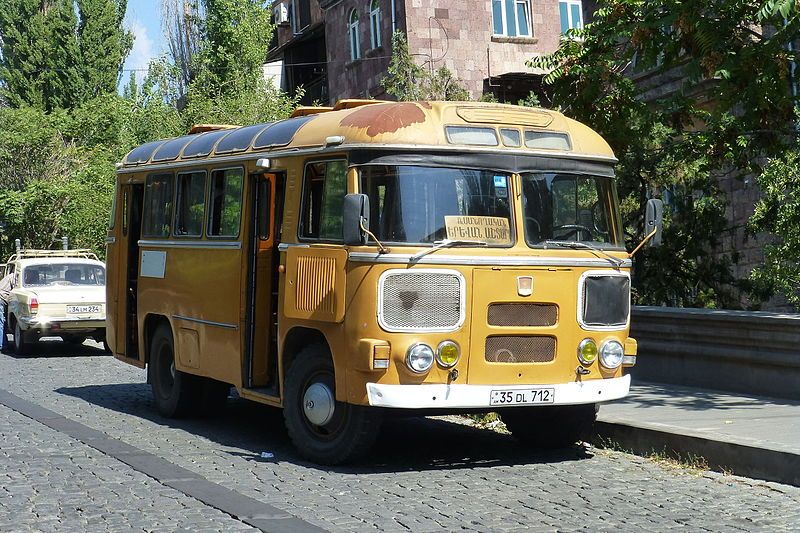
[[369, 0, 381, 49], [559, 0, 583, 33], [491, 0, 532, 37], [348, 9, 361, 60]]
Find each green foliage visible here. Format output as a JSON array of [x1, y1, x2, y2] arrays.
[[749, 149, 800, 305], [0, 0, 131, 110], [0, 0, 299, 260], [517, 91, 540, 108], [382, 31, 470, 101], [529, 0, 800, 308]]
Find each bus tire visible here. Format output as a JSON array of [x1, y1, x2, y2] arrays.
[[149, 323, 197, 418], [501, 404, 597, 449], [283, 345, 382, 465]]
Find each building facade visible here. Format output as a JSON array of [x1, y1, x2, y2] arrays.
[[266, 0, 587, 105]]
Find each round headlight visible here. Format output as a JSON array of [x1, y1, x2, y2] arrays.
[[406, 343, 434, 373], [577, 338, 598, 365], [436, 340, 460, 368], [599, 340, 624, 369]]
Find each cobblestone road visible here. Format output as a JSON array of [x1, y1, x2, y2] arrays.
[[1, 340, 799, 532]]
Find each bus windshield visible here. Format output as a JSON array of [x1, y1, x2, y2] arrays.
[[360, 165, 513, 246], [521, 173, 623, 248]]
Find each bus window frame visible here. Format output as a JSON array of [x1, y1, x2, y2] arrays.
[[207, 165, 245, 240], [297, 158, 349, 244], [142, 172, 175, 239], [173, 169, 208, 239]]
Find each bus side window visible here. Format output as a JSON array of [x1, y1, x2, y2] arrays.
[[208, 168, 244, 237], [174, 171, 206, 237], [300, 160, 347, 241], [257, 179, 271, 240], [142, 173, 174, 238]]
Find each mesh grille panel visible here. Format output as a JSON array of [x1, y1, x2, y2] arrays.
[[380, 272, 462, 330], [582, 276, 630, 327], [488, 303, 557, 326], [485, 336, 556, 363]]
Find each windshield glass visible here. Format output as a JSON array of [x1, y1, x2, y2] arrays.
[[522, 173, 623, 248], [23, 263, 106, 287], [360, 165, 513, 245]]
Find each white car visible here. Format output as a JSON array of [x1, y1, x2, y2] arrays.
[[4, 249, 106, 354]]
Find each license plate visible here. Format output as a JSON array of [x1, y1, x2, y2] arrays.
[[66, 305, 100, 314], [490, 388, 555, 406]]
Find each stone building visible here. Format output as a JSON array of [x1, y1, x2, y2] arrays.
[[265, 0, 588, 105]]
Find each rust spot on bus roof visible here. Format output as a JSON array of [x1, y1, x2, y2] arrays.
[[339, 103, 427, 136]]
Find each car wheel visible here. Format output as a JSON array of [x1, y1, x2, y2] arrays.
[[149, 323, 197, 418], [12, 321, 30, 356], [501, 404, 597, 449], [283, 344, 382, 465]]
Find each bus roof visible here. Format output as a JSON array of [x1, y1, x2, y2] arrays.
[[120, 100, 615, 169]]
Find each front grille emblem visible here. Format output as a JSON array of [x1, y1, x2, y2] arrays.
[[516, 276, 533, 297]]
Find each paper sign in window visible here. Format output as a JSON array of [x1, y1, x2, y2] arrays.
[[444, 216, 511, 245]]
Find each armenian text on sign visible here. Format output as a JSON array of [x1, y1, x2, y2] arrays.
[[444, 216, 511, 245]]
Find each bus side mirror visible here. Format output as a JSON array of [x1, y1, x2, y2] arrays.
[[645, 199, 663, 247], [343, 194, 370, 246]]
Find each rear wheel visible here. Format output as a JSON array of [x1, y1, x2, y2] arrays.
[[283, 345, 382, 465], [149, 323, 197, 417], [501, 404, 597, 448], [12, 321, 30, 356]]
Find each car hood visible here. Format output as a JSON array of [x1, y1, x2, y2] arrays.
[[25, 286, 105, 304]]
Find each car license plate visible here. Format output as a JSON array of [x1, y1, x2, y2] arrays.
[[67, 305, 100, 314], [490, 388, 555, 406]]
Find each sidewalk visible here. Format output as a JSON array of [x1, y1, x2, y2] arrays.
[[595, 382, 800, 486]]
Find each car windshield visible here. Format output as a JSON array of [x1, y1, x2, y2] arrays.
[[359, 165, 513, 245], [521, 173, 624, 248], [22, 263, 106, 287]]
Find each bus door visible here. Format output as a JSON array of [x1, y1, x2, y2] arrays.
[[245, 172, 283, 392], [116, 183, 143, 360]]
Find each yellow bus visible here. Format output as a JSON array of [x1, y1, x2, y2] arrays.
[[107, 100, 662, 464]]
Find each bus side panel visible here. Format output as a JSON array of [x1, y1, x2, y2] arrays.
[[137, 244, 243, 387]]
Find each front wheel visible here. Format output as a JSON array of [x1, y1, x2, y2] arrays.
[[13, 321, 30, 356], [283, 345, 382, 465], [501, 404, 597, 449], [149, 323, 197, 418]]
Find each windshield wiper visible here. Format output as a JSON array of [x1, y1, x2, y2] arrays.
[[543, 240, 624, 267], [410, 239, 488, 262]]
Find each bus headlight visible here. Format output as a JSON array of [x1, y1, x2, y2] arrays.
[[577, 339, 598, 365], [436, 341, 460, 368], [599, 340, 625, 369], [406, 343, 434, 373]]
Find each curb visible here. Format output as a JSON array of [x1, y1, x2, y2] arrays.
[[593, 420, 800, 487]]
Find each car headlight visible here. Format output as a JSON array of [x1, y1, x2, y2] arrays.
[[406, 343, 434, 373], [436, 340, 460, 368], [577, 338, 598, 365], [599, 340, 625, 369]]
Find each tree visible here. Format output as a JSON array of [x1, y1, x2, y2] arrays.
[[749, 148, 800, 305], [0, 0, 131, 110], [528, 1, 800, 308], [382, 31, 470, 101]]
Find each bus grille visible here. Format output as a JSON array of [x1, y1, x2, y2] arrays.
[[485, 336, 556, 363], [581, 275, 630, 328], [488, 303, 557, 327], [379, 271, 463, 331]]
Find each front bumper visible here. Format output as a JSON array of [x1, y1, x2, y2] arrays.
[[18, 316, 105, 332], [366, 374, 630, 409]]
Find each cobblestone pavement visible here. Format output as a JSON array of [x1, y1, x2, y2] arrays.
[[1, 340, 800, 532]]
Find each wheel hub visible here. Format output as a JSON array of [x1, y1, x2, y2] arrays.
[[302, 382, 335, 426]]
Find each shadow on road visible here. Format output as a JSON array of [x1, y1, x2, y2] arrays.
[[56, 382, 593, 473], [1, 338, 108, 359]]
